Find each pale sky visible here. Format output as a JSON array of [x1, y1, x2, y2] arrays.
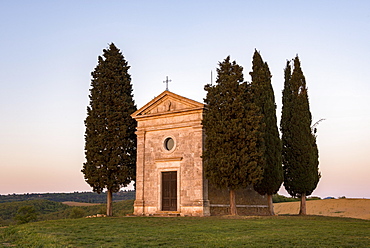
[[1, 1, 369, 198]]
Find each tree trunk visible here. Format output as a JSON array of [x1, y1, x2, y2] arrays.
[[229, 189, 237, 215], [299, 193, 307, 215], [267, 194, 275, 215], [107, 189, 113, 216]]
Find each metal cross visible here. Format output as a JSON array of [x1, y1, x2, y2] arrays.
[[163, 76, 172, 91]]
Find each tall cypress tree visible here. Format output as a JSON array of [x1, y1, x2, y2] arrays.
[[82, 43, 137, 216], [250, 50, 283, 215], [281, 56, 320, 215], [203, 56, 264, 215]]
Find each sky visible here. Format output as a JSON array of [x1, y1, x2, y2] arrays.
[[0, 1, 369, 198]]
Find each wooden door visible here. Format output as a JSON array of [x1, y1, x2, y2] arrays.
[[162, 171, 177, 211]]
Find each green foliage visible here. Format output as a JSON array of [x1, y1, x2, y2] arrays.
[[308, 196, 322, 201], [1, 216, 369, 247], [82, 43, 137, 195], [67, 200, 133, 217], [281, 56, 320, 198], [250, 50, 283, 196], [14, 206, 37, 224], [272, 194, 321, 203], [0, 200, 69, 225], [68, 207, 86, 219], [111, 199, 134, 217], [203, 56, 264, 190], [272, 194, 300, 203]]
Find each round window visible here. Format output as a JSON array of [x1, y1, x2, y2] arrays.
[[164, 137, 175, 151]]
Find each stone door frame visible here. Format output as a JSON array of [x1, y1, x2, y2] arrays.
[[157, 163, 180, 213]]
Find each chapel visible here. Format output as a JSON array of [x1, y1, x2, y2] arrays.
[[131, 90, 269, 216]]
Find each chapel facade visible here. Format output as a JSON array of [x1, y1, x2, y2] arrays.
[[131, 91, 269, 216]]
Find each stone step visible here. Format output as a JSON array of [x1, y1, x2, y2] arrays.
[[152, 211, 181, 217]]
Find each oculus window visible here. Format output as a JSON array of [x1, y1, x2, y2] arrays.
[[164, 137, 175, 151]]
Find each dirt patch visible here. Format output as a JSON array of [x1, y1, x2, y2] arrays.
[[62, 201, 102, 207], [274, 198, 370, 220]]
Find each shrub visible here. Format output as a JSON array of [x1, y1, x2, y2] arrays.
[[68, 207, 85, 219], [14, 206, 38, 224], [272, 194, 300, 203], [307, 196, 321, 201]]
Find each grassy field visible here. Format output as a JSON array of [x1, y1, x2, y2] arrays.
[[1, 216, 369, 247]]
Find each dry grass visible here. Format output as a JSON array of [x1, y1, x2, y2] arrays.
[[274, 198, 370, 220]]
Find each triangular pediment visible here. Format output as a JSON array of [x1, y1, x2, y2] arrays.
[[132, 91, 204, 118]]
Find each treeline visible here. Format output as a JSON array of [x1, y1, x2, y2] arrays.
[[0, 199, 134, 226], [0, 190, 135, 203]]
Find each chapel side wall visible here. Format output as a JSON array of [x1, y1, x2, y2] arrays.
[[179, 123, 209, 216]]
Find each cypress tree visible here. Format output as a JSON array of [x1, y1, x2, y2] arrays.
[[250, 50, 283, 215], [82, 43, 137, 216], [203, 56, 264, 215], [280, 56, 320, 215]]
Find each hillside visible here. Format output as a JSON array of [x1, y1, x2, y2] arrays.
[[0, 199, 134, 226], [274, 198, 370, 220]]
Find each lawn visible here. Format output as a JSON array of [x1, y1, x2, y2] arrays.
[[1, 216, 369, 247]]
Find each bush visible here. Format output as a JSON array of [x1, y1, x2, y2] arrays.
[[307, 196, 321, 201], [68, 207, 86, 219], [14, 206, 38, 224], [272, 194, 300, 203], [112, 200, 134, 216], [273, 194, 321, 203]]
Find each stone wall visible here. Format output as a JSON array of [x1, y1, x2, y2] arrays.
[[208, 184, 269, 216]]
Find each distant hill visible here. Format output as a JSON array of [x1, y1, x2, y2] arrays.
[[0, 191, 135, 203]]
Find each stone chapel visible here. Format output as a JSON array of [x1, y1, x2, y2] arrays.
[[131, 90, 269, 216]]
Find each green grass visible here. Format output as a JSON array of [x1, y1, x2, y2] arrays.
[[1, 216, 369, 247]]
